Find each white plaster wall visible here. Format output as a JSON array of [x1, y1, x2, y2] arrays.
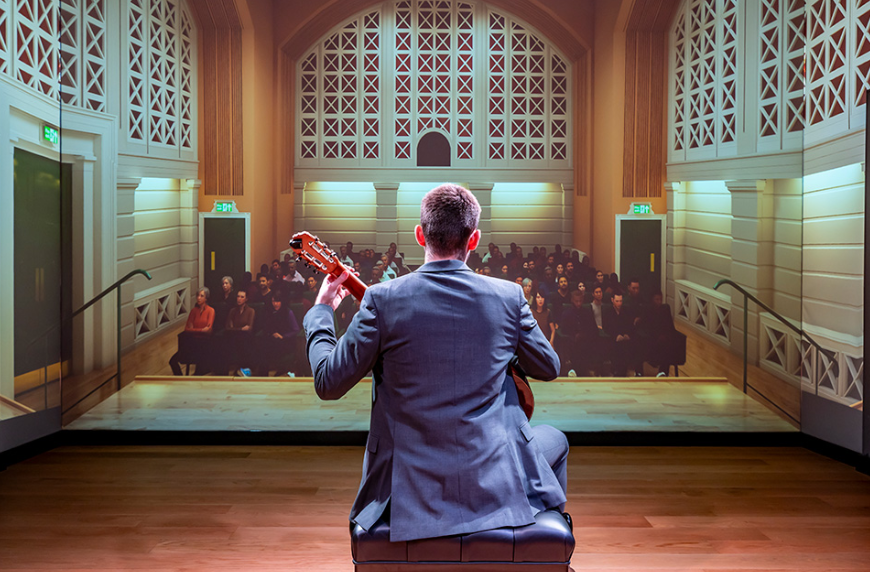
[[802, 164, 865, 343], [771, 178, 803, 321], [681, 180, 732, 290]]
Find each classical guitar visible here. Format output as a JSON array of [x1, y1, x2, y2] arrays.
[[289, 231, 536, 420]]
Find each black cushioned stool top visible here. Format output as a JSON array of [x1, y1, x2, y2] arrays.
[[351, 510, 575, 571]]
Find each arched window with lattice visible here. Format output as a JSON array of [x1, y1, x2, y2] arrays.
[[296, 0, 572, 171]]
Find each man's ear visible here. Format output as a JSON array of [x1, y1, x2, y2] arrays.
[[415, 225, 426, 247], [467, 229, 481, 252]]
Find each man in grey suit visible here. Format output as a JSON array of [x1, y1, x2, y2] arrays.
[[304, 184, 569, 542]]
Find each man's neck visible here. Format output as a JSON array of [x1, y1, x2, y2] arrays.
[[424, 250, 467, 264]]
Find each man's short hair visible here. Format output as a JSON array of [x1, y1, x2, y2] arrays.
[[570, 290, 583, 302], [420, 184, 481, 257]]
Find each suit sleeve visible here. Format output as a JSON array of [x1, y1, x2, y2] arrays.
[[516, 287, 560, 381], [303, 290, 381, 400]]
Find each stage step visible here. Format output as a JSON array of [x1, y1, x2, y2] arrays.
[[132, 374, 730, 384]]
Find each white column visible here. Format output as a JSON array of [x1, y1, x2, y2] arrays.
[[561, 183, 574, 248], [292, 181, 307, 233], [665, 181, 685, 309], [374, 182, 400, 253], [115, 178, 138, 356], [726, 179, 772, 364]]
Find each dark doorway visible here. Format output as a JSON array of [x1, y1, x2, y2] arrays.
[[203, 217, 247, 299], [619, 218, 662, 299], [417, 132, 451, 167], [13, 148, 72, 397]]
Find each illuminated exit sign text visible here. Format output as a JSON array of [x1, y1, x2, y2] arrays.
[[43, 125, 59, 145], [632, 203, 652, 215]]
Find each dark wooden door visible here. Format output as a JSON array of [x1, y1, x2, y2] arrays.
[[619, 218, 662, 298], [14, 149, 72, 382], [203, 217, 247, 298]]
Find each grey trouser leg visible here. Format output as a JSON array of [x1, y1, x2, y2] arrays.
[[531, 424, 569, 510]]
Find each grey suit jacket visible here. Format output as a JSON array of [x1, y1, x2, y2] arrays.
[[303, 259, 564, 542]]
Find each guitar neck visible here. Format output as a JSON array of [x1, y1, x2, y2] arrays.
[[329, 263, 368, 302]]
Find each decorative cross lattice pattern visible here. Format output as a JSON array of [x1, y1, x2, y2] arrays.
[[297, 0, 571, 167], [126, 0, 195, 152], [672, 10, 687, 153], [299, 10, 382, 160], [14, 0, 58, 99], [717, 0, 738, 146], [758, 0, 807, 144], [0, 0, 9, 76], [785, 0, 806, 133], [57, 0, 107, 112], [807, 0, 848, 126]]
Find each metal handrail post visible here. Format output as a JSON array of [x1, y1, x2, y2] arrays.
[[117, 287, 122, 391], [742, 293, 748, 394]]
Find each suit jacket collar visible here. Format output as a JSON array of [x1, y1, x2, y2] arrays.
[[416, 259, 472, 273]]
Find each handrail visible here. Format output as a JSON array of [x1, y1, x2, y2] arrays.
[[714, 278, 834, 423], [23, 268, 154, 416], [21, 269, 152, 354], [71, 269, 153, 319]]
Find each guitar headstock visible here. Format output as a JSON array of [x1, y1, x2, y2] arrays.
[[289, 231, 341, 277]]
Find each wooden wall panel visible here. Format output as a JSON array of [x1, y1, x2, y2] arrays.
[[622, 0, 682, 199], [189, 0, 243, 196]]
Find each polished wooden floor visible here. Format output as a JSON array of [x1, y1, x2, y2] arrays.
[[1, 445, 868, 571], [65, 376, 796, 433]]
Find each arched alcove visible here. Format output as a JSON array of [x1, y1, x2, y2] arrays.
[[416, 132, 451, 167]]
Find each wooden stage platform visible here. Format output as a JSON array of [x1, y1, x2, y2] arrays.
[[65, 376, 797, 435], [1, 445, 868, 571]]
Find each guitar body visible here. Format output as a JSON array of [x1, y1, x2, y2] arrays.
[[290, 231, 535, 421]]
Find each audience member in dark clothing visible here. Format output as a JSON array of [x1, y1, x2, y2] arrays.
[[250, 273, 274, 306], [556, 289, 597, 375], [223, 290, 256, 374], [604, 293, 641, 377], [638, 290, 681, 375], [624, 278, 645, 325], [547, 276, 572, 321], [213, 276, 235, 332], [530, 291, 555, 347], [169, 287, 215, 375], [255, 293, 300, 375], [303, 276, 319, 305]]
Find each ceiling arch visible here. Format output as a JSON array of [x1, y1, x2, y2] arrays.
[[276, 0, 592, 61]]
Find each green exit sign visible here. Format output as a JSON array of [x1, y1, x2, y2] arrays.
[[215, 201, 235, 213], [43, 125, 59, 145], [633, 203, 652, 215]]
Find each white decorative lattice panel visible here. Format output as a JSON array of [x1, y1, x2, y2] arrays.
[[758, 0, 780, 140], [785, 0, 806, 133], [148, 0, 179, 148], [854, 0, 870, 107], [686, 0, 716, 151], [0, 0, 9, 76], [14, 0, 59, 99], [128, 0, 147, 141], [807, 0, 848, 127], [59, 0, 81, 106], [296, 0, 571, 168], [83, 0, 106, 112], [488, 9, 567, 163], [57, 0, 107, 112], [717, 0, 738, 147], [672, 8, 687, 158], [126, 0, 196, 154], [179, 3, 193, 148]]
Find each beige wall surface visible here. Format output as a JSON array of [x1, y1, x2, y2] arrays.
[[802, 164, 865, 342]]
